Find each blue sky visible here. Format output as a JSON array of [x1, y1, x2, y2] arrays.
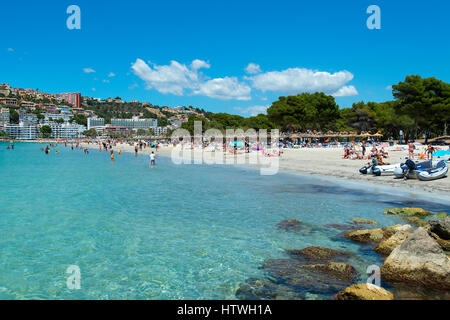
[[1, 0, 449, 116]]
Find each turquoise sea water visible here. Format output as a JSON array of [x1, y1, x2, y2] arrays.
[[0, 142, 449, 300]]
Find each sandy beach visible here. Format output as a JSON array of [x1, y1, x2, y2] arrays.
[[79, 141, 450, 203]]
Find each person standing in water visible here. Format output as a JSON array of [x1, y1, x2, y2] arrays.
[[110, 150, 115, 162], [149, 151, 156, 166]]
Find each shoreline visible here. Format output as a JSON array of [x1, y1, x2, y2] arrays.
[[6, 140, 449, 205], [79, 141, 450, 206]]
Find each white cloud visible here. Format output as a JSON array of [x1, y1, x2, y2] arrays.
[[248, 68, 356, 95], [191, 59, 210, 70], [193, 77, 251, 101], [84, 68, 96, 73], [131, 58, 250, 100], [128, 83, 139, 90], [245, 63, 262, 74], [234, 105, 268, 116], [332, 85, 358, 97], [108, 72, 116, 77], [131, 58, 202, 95]]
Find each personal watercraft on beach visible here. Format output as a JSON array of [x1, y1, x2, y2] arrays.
[[359, 163, 402, 176], [393, 159, 448, 181]]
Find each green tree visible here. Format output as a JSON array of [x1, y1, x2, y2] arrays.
[[83, 128, 97, 138], [40, 125, 52, 138]]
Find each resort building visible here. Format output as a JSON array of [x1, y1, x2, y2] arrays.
[[110, 117, 157, 130], [87, 117, 105, 130], [4, 123, 40, 140], [48, 123, 86, 139], [42, 113, 73, 124], [19, 110, 38, 125]]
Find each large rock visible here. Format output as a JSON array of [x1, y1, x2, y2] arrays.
[[286, 246, 349, 262], [429, 232, 450, 252], [384, 207, 432, 217], [429, 218, 450, 240], [351, 218, 378, 225], [381, 228, 450, 290], [374, 226, 413, 256], [344, 225, 403, 243], [335, 283, 394, 300]]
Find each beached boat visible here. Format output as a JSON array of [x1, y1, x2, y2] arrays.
[[359, 163, 402, 176], [393, 159, 448, 181]]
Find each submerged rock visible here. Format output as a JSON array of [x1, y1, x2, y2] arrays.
[[428, 218, 450, 240], [235, 277, 304, 300], [343, 225, 402, 243], [374, 226, 413, 256], [286, 246, 349, 262], [324, 224, 360, 231], [381, 228, 450, 290], [335, 283, 394, 300], [351, 218, 378, 225], [261, 258, 358, 294], [276, 219, 304, 232], [384, 207, 432, 217]]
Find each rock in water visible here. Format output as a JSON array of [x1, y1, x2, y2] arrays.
[[374, 227, 413, 256], [384, 207, 432, 217], [276, 219, 304, 232], [335, 284, 394, 300], [429, 218, 450, 240], [286, 246, 349, 262], [261, 259, 358, 294], [343, 225, 402, 243], [351, 218, 379, 225], [381, 228, 450, 290]]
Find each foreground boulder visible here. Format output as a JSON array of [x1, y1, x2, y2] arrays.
[[344, 225, 402, 243], [381, 228, 450, 290], [374, 226, 413, 256], [384, 207, 432, 217], [335, 283, 394, 300], [429, 218, 450, 240]]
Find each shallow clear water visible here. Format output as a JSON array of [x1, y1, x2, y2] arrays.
[[0, 142, 448, 299]]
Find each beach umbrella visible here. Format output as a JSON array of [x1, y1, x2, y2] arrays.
[[432, 150, 450, 157]]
